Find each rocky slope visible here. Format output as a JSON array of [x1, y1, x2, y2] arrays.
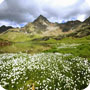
[[68, 24, 90, 38], [20, 15, 79, 37], [20, 15, 63, 36], [67, 17, 90, 38], [59, 20, 81, 32]]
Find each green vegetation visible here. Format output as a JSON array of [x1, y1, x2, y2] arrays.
[[0, 14, 90, 90], [0, 30, 90, 90], [0, 42, 50, 54], [0, 53, 90, 90], [44, 35, 90, 61], [0, 35, 90, 89], [0, 35, 90, 61], [0, 31, 42, 42]]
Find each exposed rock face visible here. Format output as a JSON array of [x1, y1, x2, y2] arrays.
[[67, 17, 90, 38], [21, 15, 62, 36], [32, 15, 50, 31], [33, 15, 50, 24], [0, 25, 13, 33], [59, 20, 81, 32], [68, 24, 90, 38]]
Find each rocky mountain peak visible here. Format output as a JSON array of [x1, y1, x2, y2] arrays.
[[37, 15, 47, 20]]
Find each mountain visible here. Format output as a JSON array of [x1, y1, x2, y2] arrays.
[[20, 15, 64, 36], [22, 15, 51, 33], [67, 23, 90, 38], [59, 20, 81, 32], [0, 25, 13, 33], [33, 15, 50, 24], [67, 17, 90, 38], [32, 15, 50, 31], [21, 15, 81, 36], [84, 16, 90, 24], [0, 15, 90, 42]]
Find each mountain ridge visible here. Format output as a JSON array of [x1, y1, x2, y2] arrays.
[[0, 25, 13, 33], [0, 15, 90, 42]]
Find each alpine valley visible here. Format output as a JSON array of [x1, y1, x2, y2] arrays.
[[0, 15, 90, 90]]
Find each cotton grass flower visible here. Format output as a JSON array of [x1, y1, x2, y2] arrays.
[[0, 53, 90, 90]]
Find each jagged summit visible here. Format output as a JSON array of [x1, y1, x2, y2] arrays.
[[23, 15, 51, 33], [29, 15, 51, 32], [36, 15, 48, 20], [33, 15, 49, 24]]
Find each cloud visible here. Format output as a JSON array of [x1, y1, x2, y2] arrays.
[[77, 15, 86, 21], [0, 0, 90, 27], [0, 20, 23, 27]]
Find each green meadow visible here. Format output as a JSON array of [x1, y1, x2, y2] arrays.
[[0, 35, 90, 90]]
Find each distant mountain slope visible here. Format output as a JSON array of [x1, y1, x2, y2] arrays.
[[21, 15, 61, 34], [68, 24, 90, 38], [0, 25, 13, 33], [67, 16, 90, 38], [0, 15, 90, 42], [59, 20, 81, 32], [20, 15, 74, 36], [84, 16, 90, 24]]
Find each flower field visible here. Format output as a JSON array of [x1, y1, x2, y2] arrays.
[[0, 53, 90, 90]]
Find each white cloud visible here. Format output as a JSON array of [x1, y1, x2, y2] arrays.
[[85, 0, 90, 6], [0, 0, 90, 27], [0, 0, 4, 4], [0, 20, 21, 27], [46, 0, 78, 7], [77, 14, 86, 21]]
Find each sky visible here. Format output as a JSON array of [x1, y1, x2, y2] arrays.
[[0, 0, 90, 27]]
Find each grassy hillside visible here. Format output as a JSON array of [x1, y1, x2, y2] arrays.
[[0, 34, 90, 61], [44, 35, 90, 61], [0, 32, 29, 42], [0, 31, 43, 42]]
